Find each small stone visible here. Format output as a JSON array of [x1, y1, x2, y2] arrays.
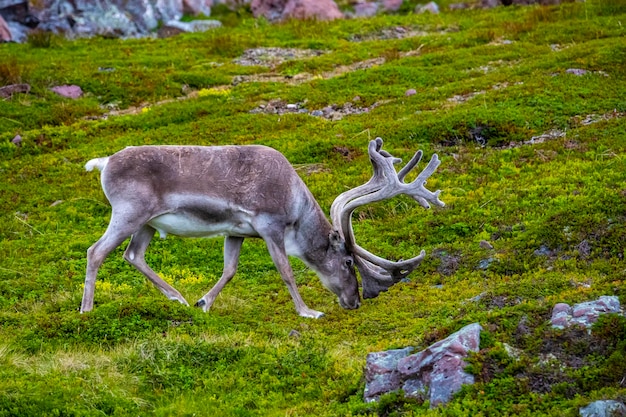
[[11, 134, 22, 147], [416, 1, 440, 14], [566, 68, 589, 76], [50, 85, 83, 99], [405, 89, 417, 96], [288, 329, 301, 338], [0, 84, 31, 99], [479, 240, 494, 250]]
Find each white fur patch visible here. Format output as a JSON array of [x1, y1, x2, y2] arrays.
[[148, 212, 256, 238], [85, 157, 109, 172]]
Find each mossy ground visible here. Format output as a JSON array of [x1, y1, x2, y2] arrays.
[[1, 1, 625, 415]]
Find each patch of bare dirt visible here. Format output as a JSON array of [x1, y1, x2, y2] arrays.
[[248, 97, 389, 121], [232, 47, 327, 68], [348, 25, 456, 42]]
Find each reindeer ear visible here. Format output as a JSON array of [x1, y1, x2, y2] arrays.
[[328, 230, 345, 252]]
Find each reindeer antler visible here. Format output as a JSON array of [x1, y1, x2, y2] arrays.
[[330, 138, 445, 298]]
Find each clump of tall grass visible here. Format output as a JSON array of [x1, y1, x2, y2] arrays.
[[0, 56, 30, 85]]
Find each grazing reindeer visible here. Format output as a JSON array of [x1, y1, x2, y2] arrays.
[[82, 138, 444, 318]]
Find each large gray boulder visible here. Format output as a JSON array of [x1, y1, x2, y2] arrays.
[[364, 323, 481, 407]]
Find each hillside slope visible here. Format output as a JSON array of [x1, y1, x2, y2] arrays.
[[0, 2, 625, 415]]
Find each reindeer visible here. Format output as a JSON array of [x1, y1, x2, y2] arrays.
[[82, 138, 444, 318]]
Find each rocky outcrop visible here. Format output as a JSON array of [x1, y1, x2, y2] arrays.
[[0, 0, 219, 42], [551, 296, 623, 329], [580, 400, 626, 417], [364, 323, 481, 407], [250, 0, 343, 22], [0, 12, 11, 41]]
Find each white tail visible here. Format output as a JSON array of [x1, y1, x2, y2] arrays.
[[85, 157, 109, 172]]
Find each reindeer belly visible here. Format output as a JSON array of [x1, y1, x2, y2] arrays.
[[148, 212, 257, 238]]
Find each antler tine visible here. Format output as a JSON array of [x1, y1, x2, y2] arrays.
[[330, 138, 399, 237], [330, 138, 445, 298], [397, 149, 423, 182]]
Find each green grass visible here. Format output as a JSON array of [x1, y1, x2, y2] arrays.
[[1, 2, 626, 415]]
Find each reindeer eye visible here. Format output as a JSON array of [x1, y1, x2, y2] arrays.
[[345, 259, 354, 268]]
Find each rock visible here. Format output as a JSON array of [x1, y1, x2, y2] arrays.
[[160, 19, 222, 34], [550, 296, 623, 329], [354, 1, 379, 17], [11, 134, 21, 146], [448, 2, 469, 9], [405, 88, 417, 96], [282, 0, 344, 21], [479, 240, 494, 250], [580, 400, 626, 417], [21, 0, 217, 41], [566, 68, 589, 76], [50, 85, 83, 99], [0, 83, 30, 98], [364, 347, 414, 401], [182, 0, 213, 16], [0, 13, 11, 41], [251, 0, 343, 22], [365, 323, 481, 407], [353, 2, 379, 17], [415, 1, 439, 13], [383, 0, 404, 12], [250, 0, 286, 21], [480, 0, 500, 7]]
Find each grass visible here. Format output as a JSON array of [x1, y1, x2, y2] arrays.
[[1, 1, 626, 415]]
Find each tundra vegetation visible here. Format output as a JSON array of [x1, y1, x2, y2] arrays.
[[0, 0, 625, 415]]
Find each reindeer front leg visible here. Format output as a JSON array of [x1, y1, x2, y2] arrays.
[[196, 236, 244, 311], [263, 234, 325, 319]]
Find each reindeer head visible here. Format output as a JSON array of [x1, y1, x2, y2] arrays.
[[330, 138, 445, 299]]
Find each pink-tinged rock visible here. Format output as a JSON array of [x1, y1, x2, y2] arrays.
[[383, 0, 404, 12], [364, 347, 413, 401], [365, 323, 481, 406], [405, 88, 417, 96], [11, 134, 22, 147], [282, 0, 344, 21], [550, 296, 622, 329], [50, 85, 83, 99], [353, 2, 379, 17], [398, 323, 481, 378], [429, 355, 475, 406], [0, 14, 11, 42], [251, 0, 287, 21]]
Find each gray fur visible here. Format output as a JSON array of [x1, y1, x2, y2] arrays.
[[82, 145, 360, 319]]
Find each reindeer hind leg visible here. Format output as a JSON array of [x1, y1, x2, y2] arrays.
[[82, 215, 137, 313], [124, 224, 189, 306]]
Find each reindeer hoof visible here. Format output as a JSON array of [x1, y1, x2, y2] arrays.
[[195, 299, 206, 308], [299, 309, 325, 319]]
